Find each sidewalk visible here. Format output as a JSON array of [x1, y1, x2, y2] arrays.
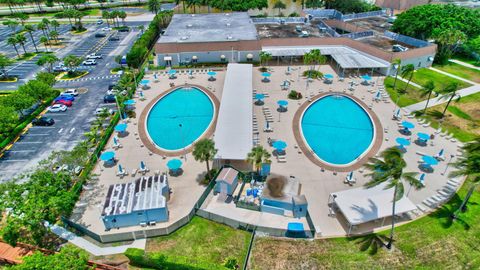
[[50, 224, 146, 256], [449, 59, 480, 71], [429, 67, 477, 85]]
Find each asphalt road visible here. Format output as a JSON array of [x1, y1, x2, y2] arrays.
[[0, 21, 148, 182]]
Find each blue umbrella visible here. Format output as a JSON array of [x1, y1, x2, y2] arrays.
[[394, 108, 401, 118], [262, 72, 271, 77], [324, 74, 334, 79], [419, 173, 426, 183], [207, 71, 217, 76], [277, 100, 288, 107], [115, 123, 127, 132], [396, 137, 411, 146], [168, 69, 177, 75], [361, 75, 372, 81], [417, 132, 430, 141], [153, 73, 158, 80], [402, 121, 415, 129], [438, 149, 444, 157], [255, 93, 265, 100], [167, 159, 182, 170], [100, 151, 115, 161], [273, 140, 287, 150], [374, 90, 381, 100], [422, 155, 439, 166], [123, 99, 136, 106], [140, 79, 150, 85]]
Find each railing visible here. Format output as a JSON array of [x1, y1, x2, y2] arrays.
[[341, 10, 387, 21], [341, 30, 375, 39], [316, 20, 341, 37], [384, 30, 432, 48], [251, 17, 306, 24], [304, 9, 386, 21]]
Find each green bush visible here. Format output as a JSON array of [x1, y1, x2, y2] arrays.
[[288, 90, 303, 100], [302, 70, 323, 79]]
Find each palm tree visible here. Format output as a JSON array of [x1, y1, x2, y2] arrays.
[[259, 51, 272, 69], [7, 36, 20, 57], [40, 36, 49, 52], [247, 146, 271, 173], [84, 127, 100, 149], [439, 82, 460, 118], [137, 25, 145, 34], [15, 33, 27, 55], [118, 11, 127, 26], [391, 58, 402, 90], [24, 25, 39, 53], [419, 80, 436, 114], [192, 138, 218, 179], [51, 20, 59, 32], [42, 18, 51, 33], [37, 22, 49, 39], [363, 147, 423, 249], [49, 30, 59, 45], [0, 54, 14, 79], [450, 137, 480, 218], [400, 64, 415, 93], [303, 51, 313, 73], [36, 54, 59, 73], [273, 0, 287, 16], [102, 11, 111, 27]]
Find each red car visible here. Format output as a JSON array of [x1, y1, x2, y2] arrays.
[[54, 99, 73, 107]]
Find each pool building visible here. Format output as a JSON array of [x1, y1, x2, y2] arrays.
[[155, 10, 436, 76], [261, 175, 308, 218], [101, 174, 170, 230], [214, 167, 239, 196]]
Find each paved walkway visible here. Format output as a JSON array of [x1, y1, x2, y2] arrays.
[[397, 76, 421, 89], [429, 67, 477, 85], [50, 225, 146, 256], [449, 59, 480, 71]]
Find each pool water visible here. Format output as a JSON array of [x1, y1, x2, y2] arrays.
[[301, 95, 374, 165], [146, 87, 214, 151]]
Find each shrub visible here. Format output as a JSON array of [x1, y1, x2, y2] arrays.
[[288, 90, 302, 100], [302, 70, 323, 79]]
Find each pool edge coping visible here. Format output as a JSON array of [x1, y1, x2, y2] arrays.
[[292, 92, 383, 172], [138, 84, 220, 157]]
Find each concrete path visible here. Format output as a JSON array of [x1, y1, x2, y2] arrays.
[[50, 225, 146, 256], [449, 59, 480, 71], [429, 67, 477, 85], [397, 76, 422, 89]]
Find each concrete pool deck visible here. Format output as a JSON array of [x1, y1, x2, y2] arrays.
[[71, 64, 465, 240]]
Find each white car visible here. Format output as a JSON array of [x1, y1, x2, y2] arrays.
[[86, 53, 102, 59], [62, 88, 78, 96], [82, 59, 97, 66], [47, 104, 67, 112], [95, 108, 115, 115], [101, 27, 112, 32]]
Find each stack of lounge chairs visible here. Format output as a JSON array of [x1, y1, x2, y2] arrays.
[[263, 107, 274, 122]]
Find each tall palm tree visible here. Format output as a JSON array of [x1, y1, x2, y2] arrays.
[[400, 64, 415, 93], [49, 31, 59, 45], [450, 137, 480, 218], [419, 80, 436, 114], [51, 20, 59, 32], [119, 11, 127, 26], [303, 51, 313, 73], [439, 82, 460, 118], [247, 146, 271, 173], [102, 11, 111, 27], [42, 18, 51, 33], [7, 36, 20, 57], [40, 36, 49, 52], [37, 22, 49, 39], [36, 54, 59, 73], [15, 33, 27, 55], [391, 58, 401, 90], [363, 147, 423, 249], [24, 25, 38, 53], [259, 51, 272, 69], [192, 138, 218, 179], [0, 54, 14, 79]]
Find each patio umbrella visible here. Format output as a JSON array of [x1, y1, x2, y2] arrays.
[[153, 73, 158, 80], [422, 155, 439, 166], [374, 90, 381, 100], [396, 137, 411, 146], [437, 149, 444, 157], [167, 159, 182, 170], [401, 121, 415, 130], [100, 151, 115, 161], [255, 93, 265, 100], [265, 121, 270, 130], [115, 123, 127, 132], [394, 108, 401, 118], [207, 71, 217, 76], [123, 99, 136, 106], [417, 132, 430, 141], [287, 66, 291, 73], [273, 140, 287, 150], [140, 79, 150, 85], [419, 173, 426, 185], [324, 74, 334, 79], [168, 69, 177, 75], [277, 100, 288, 107], [261, 72, 271, 78], [188, 69, 193, 76], [360, 75, 372, 81]]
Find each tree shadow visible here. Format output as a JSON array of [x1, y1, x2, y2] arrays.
[[347, 234, 390, 255], [430, 193, 471, 230]]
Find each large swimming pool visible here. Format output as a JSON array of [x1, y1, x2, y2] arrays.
[[146, 87, 214, 151], [301, 95, 374, 166]]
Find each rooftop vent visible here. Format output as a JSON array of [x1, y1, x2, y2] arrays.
[[186, 24, 193, 28], [226, 23, 231, 27], [226, 36, 233, 40], [180, 36, 188, 40]]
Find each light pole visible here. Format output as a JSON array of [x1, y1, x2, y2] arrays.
[[179, 123, 187, 161], [441, 154, 455, 175]]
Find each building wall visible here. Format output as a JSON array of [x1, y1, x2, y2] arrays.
[[292, 203, 308, 218], [102, 207, 169, 230], [157, 50, 260, 66], [260, 202, 285, 215], [262, 198, 293, 211], [214, 179, 238, 196]]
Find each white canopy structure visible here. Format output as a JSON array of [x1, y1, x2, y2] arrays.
[[214, 64, 253, 160], [330, 182, 416, 234]]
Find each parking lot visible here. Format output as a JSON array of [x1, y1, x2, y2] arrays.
[[0, 21, 149, 181]]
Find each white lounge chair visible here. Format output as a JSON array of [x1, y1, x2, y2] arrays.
[[117, 164, 128, 177], [139, 161, 149, 174]]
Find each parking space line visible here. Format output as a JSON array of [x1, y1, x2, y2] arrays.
[[15, 141, 43, 144], [58, 128, 64, 133], [27, 133, 50, 136], [0, 159, 29, 162], [6, 150, 36, 153]]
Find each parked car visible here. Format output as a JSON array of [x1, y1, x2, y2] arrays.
[[392, 44, 408, 52], [54, 99, 73, 107], [95, 107, 115, 115], [101, 27, 112, 32], [97, 19, 104, 25], [47, 104, 67, 112], [82, 59, 97, 66], [86, 53, 102, 59], [103, 94, 116, 103], [32, 117, 55, 126], [56, 94, 75, 101], [62, 88, 78, 96], [109, 35, 120, 41], [53, 65, 68, 72], [118, 27, 129, 32], [95, 32, 107, 38]]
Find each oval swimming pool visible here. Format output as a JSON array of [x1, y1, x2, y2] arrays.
[[146, 87, 214, 151], [300, 95, 374, 166]]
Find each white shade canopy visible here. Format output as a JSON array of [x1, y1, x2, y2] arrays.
[[163, 56, 172, 61], [246, 53, 253, 59], [220, 54, 226, 59], [192, 55, 198, 60]]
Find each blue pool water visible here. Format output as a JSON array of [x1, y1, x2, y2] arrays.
[[301, 95, 374, 165], [146, 87, 214, 151]]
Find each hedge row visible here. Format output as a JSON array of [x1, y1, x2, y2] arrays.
[[125, 248, 227, 270], [0, 91, 59, 150]]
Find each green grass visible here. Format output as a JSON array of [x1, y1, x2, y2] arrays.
[[251, 177, 480, 269], [453, 55, 480, 67], [434, 62, 480, 83], [448, 106, 473, 121], [143, 217, 251, 268], [384, 76, 423, 107], [410, 68, 472, 90]]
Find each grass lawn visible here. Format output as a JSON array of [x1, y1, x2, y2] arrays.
[[419, 92, 480, 142], [453, 55, 480, 67], [434, 62, 480, 84], [384, 76, 423, 107], [410, 68, 472, 90], [143, 217, 251, 269], [250, 177, 480, 269]]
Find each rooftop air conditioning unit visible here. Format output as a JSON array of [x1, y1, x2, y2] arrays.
[[187, 24, 193, 28], [227, 36, 233, 40], [226, 23, 231, 27], [180, 36, 188, 40]]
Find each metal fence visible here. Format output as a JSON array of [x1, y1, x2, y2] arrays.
[[305, 9, 386, 21], [251, 17, 306, 24], [341, 30, 375, 39], [316, 20, 341, 37], [341, 10, 387, 21], [384, 30, 431, 48]]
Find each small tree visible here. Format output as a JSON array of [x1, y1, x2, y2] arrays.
[[439, 82, 460, 118], [63, 55, 83, 75], [247, 146, 271, 173], [40, 36, 49, 52], [36, 54, 60, 73], [7, 36, 20, 58], [273, 0, 287, 16], [391, 58, 402, 90], [400, 64, 415, 93], [193, 138, 218, 180], [259, 51, 272, 68], [119, 11, 127, 26], [49, 30, 59, 45], [0, 54, 14, 79], [419, 80, 436, 114], [148, 0, 161, 14]]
